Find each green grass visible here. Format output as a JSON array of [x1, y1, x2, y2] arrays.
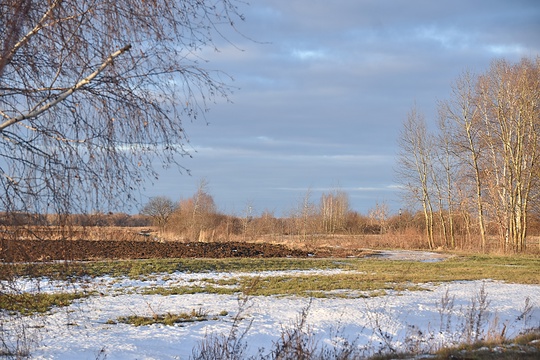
[[230, 274, 429, 297], [4, 255, 539, 283], [1, 258, 353, 280], [124, 255, 539, 298], [0, 291, 90, 315], [108, 308, 217, 326], [344, 255, 540, 284], [2, 254, 538, 300], [142, 284, 238, 296]]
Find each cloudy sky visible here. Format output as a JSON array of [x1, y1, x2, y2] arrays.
[[142, 0, 540, 216]]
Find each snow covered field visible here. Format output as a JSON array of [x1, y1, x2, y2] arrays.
[[4, 264, 539, 360]]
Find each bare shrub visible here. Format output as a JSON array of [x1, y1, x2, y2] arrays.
[[0, 316, 36, 359], [462, 283, 490, 343], [0, 282, 44, 359], [191, 294, 253, 360], [437, 288, 455, 334], [268, 300, 317, 360]]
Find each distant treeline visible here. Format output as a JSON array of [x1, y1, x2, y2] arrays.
[[2, 201, 540, 252], [0, 212, 150, 228]]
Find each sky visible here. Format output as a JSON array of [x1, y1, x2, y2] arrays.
[[141, 0, 540, 217]]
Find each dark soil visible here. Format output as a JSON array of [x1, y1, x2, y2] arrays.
[[0, 239, 323, 262]]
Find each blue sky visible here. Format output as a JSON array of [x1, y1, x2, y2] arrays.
[[141, 0, 540, 216]]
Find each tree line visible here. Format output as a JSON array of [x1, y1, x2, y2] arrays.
[[140, 180, 391, 241], [3, 171, 539, 252], [138, 179, 540, 250], [396, 57, 540, 253]]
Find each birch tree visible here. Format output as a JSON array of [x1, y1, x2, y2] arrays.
[[0, 0, 245, 215], [320, 190, 349, 235], [434, 113, 459, 248], [439, 73, 488, 251], [367, 201, 389, 235], [294, 188, 317, 240], [396, 105, 435, 249], [476, 58, 540, 251]]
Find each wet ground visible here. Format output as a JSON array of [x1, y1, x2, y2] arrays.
[[366, 249, 451, 262]]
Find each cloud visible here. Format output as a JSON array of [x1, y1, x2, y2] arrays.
[[141, 0, 540, 216], [290, 48, 328, 61], [485, 44, 528, 56]]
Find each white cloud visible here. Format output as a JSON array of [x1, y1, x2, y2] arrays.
[[486, 44, 527, 56], [291, 48, 327, 61], [416, 26, 472, 50]]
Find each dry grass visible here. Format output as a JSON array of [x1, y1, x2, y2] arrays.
[[1, 225, 155, 241]]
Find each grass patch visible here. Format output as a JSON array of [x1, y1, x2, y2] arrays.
[[108, 308, 215, 326], [49, 255, 535, 298], [1, 258, 352, 280], [138, 273, 431, 298], [0, 291, 89, 315], [142, 285, 237, 296], [238, 274, 431, 297], [432, 329, 540, 360], [2, 255, 538, 287], [344, 256, 540, 284]]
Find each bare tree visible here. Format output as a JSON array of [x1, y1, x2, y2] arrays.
[[300, 189, 317, 240], [320, 189, 349, 235], [169, 179, 217, 241], [288, 188, 317, 240], [440, 72, 488, 251], [0, 0, 31, 77], [0, 0, 246, 215], [435, 112, 460, 248], [368, 201, 389, 235], [252, 209, 280, 240], [140, 196, 176, 235], [396, 105, 435, 249], [476, 58, 540, 251], [433, 57, 540, 252]]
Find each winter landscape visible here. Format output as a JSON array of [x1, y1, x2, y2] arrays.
[[2, 1, 540, 359], [3, 250, 539, 359]]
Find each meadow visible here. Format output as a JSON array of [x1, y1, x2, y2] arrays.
[[1, 252, 539, 359]]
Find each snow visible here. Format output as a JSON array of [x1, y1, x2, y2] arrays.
[[3, 265, 540, 359]]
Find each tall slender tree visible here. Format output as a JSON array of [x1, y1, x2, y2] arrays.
[[396, 105, 435, 249], [440, 72, 488, 251], [320, 189, 349, 235]]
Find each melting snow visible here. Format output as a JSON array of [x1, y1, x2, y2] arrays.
[[2, 265, 539, 359]]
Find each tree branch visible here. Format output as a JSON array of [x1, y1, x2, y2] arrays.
[[0, 0, 59, 76], [0, 44, 132, 132]]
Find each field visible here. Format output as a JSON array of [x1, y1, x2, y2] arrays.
[[0, 239, 311, 262], [1, 237, 539, 359]]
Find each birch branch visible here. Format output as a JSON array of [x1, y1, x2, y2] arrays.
[[0, 44, 132, 131]]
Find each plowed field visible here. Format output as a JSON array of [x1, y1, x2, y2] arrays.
[[0, 239, 320, 262]]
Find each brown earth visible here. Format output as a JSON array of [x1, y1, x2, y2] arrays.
[[0, 239, 365, 262]]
